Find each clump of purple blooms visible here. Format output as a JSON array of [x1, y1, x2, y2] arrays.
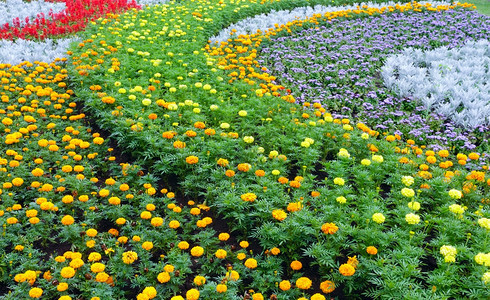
[[258, 9, 490, 153]]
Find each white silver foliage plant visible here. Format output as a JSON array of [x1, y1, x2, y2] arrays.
[[382, 39, 490, 128], [209, 1, 453, 43], [0, 0, 66, 28], [0, 38, 79, 65]]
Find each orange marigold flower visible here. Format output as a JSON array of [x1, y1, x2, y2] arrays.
[[320, 280, 335, 294], [185, 156, 199, 164], [339, 263, 355, 276], [468, 152, 480, 160], [255, 169, 265, 177], [225, 170, 235, 177], [289, 180, 301, 188], [237, 163, 251, 172], [185, 130, 197, 137], [290, 260, 302, 270], [270, 247, 280, 255], [194, 121, 205, 129], [204, 128, 215, 135], [162, 131, 176, 139], [321, 222, 339, 234], [277, 177, 289, 184], [311, 191, 320, 197], [366, 246, 378, 255]]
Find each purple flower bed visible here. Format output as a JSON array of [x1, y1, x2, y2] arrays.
[[258, 9, 490, 153]]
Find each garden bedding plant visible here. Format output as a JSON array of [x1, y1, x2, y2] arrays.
[[0, 0, 141, 40], [253, 7, 490, 153], [0, 0, 489, 299]]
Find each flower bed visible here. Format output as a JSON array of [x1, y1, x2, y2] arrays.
[[0, 0, 489, 299]]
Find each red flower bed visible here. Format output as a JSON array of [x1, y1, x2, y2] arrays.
[[0, 0, 140, 40]]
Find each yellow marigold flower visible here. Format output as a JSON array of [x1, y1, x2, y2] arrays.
[[474, 253, 490, 267], [194, 275, 206, 286], [240, 193, 257, 202], [164, 264, 175, 273], [186, 288, 200, 300], [150, 217, 163, 227], [321, 222, 339, 234], [240, 241, 249, 248], [26, 209, 38, 218], [91, 263, 105, 273], [29, 287, 43, 298], [31, 168, 44, 177], [279, 280, 291, 291], [98, 189, 110, 197], [449, 204, 465, 215], [444, 255, 456, 263], [142, 286, 157, 299], [347, 256, 359, 268], [272, 209, 287, 221], [169, 220, 180, 229], [215, 249, 227, 259], [372, 213, 385, 224], [218, 233, 230, 241], [366, 246, 378, 255], [448, 189, 462, 199], [216, 284, 227, 293], [122, 251, 138, 264], [55, 256, 66, 263], [252, 293, 264, 300], [440, 245, 457, 257], [237, 253, 246, 260], [12, 177, 24, 187], [372, 155, 384, 163], [408, 201, 420, 211], [70, 258, 84, 269], [244, 258, 258, 269], [405, 213, 420, 225], [190, 246, 204, 257], [333, 177, 345, 186], [86, 228, 97, 237], [60, 267, 76, 278], [401, 187, 415, 198], [295, 277, 312, 289], [339, 263, 355, 276], [157, 272, 171, 283], [142, 241, 154, 251], [482, 272, 490, 285], [311, 294, 326, 300], [270, 247, 280, 255], [320, 280, 335, 294], [95, 272, 109, 282], [177, 241, 189, 250], [57, 282, 68, 292], [478, 217, 490, 229], [226, 270, 239, 281], [88, 252, 102, 262], [61, 215, 75, 225], [141, 211, 152, 219]]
